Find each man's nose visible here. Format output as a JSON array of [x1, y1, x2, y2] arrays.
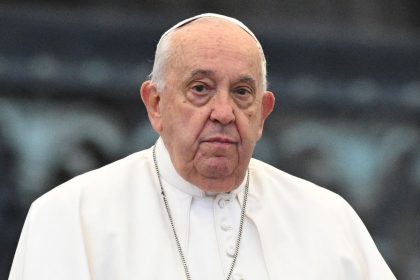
[[209, 91, 236, 124]]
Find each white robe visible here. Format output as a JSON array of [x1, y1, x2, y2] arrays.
[[9, 139, 396, 279]]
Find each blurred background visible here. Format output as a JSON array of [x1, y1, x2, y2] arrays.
[[0, 1, 419, 279]]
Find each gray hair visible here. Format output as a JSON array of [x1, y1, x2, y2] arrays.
[[149, 13, 268, 92]]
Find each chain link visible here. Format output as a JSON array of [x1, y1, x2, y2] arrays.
[[153, 143, 249, 280]]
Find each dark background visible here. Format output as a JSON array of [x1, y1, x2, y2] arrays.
[[1, 1, 419, 279]]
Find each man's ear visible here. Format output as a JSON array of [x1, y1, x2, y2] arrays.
[[140, 81, 163, 133], [258, 91, 275, 138]]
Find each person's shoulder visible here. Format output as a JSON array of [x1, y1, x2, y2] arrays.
[[248, 158, 360, 234], [249, 157, 347, 208], [32, 148, 153, 210]]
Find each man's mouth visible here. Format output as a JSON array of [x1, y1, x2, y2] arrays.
[[203, 136, 236, 145]]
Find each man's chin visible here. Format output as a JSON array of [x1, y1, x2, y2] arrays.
[[195, 157, 236, 179]]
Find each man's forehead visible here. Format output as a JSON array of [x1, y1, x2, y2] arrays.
[[166, 19, 262, 74]]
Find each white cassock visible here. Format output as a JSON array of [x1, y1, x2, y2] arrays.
[[9, 138, 396, 280]]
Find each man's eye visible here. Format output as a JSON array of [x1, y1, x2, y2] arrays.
[[232, 86, 255, 108], [191, 84, 210, 95], [235, 88, 250, 95], [192, 84, 208, 94], [186, 83, 213, 106], [233, 87, 254, 98]]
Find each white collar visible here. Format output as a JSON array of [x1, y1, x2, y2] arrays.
[[154, 137, 246, 198]]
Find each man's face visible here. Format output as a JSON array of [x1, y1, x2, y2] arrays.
[[142, 19, 274, 192]]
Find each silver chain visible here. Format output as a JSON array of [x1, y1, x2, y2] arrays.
[[152, 143, 249, 280]]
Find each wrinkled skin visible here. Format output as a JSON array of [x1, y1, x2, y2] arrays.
[[141, 18, 275, 192]]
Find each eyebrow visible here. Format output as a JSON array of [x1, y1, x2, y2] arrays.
[[188, 69, 216, 80], [237, 76, 257, 88]]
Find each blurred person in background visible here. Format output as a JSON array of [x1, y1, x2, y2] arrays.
[[9, 13, 395, 280]]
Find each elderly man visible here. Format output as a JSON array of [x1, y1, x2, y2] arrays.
[[9, 14, 395, 280]]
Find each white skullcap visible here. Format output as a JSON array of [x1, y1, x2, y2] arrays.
[[158, 13, 262, 49]]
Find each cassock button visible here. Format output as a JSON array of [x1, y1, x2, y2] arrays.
[[218, 198, 227, 208], [221, 222, 232, 231], [226, 246, 236, 257]]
